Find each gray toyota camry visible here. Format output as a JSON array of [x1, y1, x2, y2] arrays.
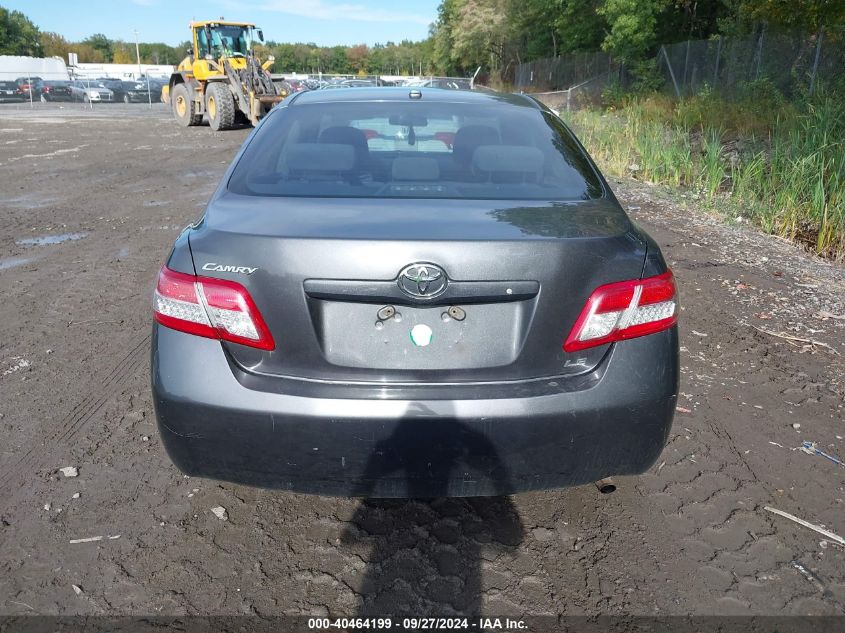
[[151, 87, 679, 497]]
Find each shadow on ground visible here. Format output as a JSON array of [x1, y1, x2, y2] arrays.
[[340, 415, 525, 616]]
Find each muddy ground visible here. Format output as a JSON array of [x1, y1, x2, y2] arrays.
[[0, 102, 843, 619]]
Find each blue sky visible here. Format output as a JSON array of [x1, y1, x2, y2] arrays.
[[5, 0, 439, 46]]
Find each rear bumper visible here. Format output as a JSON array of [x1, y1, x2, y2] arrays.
[[151, 325, 679, 497]]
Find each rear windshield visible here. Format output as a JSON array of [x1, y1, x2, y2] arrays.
[[227, 100, 603, 200]]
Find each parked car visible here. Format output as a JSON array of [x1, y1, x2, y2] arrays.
[[0, 81, 24, 102], [123, 81, 156, 103], [152, 87, 679, 498], [415, 78, 472, 90], [341, 79, 377, 87], [69, 80, 114, 103], [14, 76, 43, 99], [99, 80, 151, 103], [143, 78, 166, 101], [39, 80, 73, 102]]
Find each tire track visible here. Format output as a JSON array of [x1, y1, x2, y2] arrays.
[[0, 334, 149, 498]]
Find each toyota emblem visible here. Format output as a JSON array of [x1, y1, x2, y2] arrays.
[[398, 263, 448, 298]]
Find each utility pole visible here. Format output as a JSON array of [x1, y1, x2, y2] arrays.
[[133, 29, 152, 108], [133, 29, 143, 78]]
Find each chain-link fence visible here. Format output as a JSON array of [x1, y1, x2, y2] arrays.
[[514, 51, 621, 112], [515, 51, 618, 93], [522, 70, 620, 112], [658, 29, 843, 98], [516, 27, 844, 110]]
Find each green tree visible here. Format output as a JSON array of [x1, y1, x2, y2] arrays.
[[112, 42, 135, 64], [736, 0, 845, 31], [0, 6, 41, 56], [598, 0, 669, 62], [139, 42, 184, 65], [553, 0, 607, 53], [74, 43, 106, 63], [329, 46, 348, 73], [450, 0, 514, 72], [82, 33, 113, 62], [39, 31, 71, 60], [431, 0, 465, 74]]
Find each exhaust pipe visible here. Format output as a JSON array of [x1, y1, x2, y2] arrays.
[[595, 477, 616, 494]]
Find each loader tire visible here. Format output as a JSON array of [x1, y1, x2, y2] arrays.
[[171, 83, 201, 127], [206, 83, 236, 131]]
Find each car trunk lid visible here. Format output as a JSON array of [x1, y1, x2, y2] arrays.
[[188, 193, 647, 383]]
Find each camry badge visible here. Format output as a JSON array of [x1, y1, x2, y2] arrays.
[[398, 263, 448, 298], [202, 263, 258, 275]]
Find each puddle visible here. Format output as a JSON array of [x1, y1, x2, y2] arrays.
[[0, 256, 35, 271], [184, 169, 219, 179], [16, 232, 87, 247], [140, 225, 183, 232], [4, 194, 58, 209], [6, 145, 86, 163]]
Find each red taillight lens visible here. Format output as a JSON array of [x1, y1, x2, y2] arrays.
[[563, 271, 678, 352], [153, 266, 275, 351]]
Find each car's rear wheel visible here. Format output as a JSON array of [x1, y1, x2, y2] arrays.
[[171, 82, 201, 127], [206, 83, 236, 131]]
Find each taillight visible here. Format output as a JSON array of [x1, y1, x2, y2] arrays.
[[563, 271, 677, 352], [153, 266, 275, 351]]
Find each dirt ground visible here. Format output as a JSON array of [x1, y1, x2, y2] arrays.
[[0, 102, 843, 619]]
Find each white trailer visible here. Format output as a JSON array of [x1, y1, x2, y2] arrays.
[[0, 56, 70, 82], [72, 63, 174, 81]]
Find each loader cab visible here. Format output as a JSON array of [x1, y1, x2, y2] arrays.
[[196, 24, 249, 58], [192, 22, 264, 65]]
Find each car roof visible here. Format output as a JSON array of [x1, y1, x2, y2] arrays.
[[287, 87, 542, 110]]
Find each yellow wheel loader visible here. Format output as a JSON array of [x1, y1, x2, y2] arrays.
[[161, 20, 287, 130]]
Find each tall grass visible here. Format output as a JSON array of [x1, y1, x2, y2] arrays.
[[567, 89, 845, 260]]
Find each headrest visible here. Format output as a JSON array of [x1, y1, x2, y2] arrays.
[[319, 126, 368, 148], [452, 125, 500, 166], [392, 157, 440, 181]]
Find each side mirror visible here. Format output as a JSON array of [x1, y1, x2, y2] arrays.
[[257, 29, 264, 43]]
